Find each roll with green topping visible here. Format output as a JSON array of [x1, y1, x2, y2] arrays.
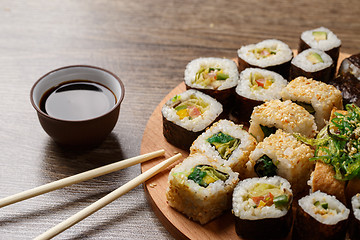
[[166, 153, 239, 224], [190, 119, 257, 177]]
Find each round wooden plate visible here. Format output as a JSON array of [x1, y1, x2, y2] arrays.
[[140, 52, 349, 240]]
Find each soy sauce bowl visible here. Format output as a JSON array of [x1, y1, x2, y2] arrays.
[[30, 65, 125, 146]]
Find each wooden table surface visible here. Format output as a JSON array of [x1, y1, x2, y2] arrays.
[[0, 0, 359, 239]]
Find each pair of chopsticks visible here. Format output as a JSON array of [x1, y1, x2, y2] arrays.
[[0, 149, 182, 239]]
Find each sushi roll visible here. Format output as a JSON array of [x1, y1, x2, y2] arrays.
[[184, 57, 239, 107], [166, 153, 239, 224], [232, 176, 293, 239], [290, 48, 334, 82], [349, 193, 360, 240], [190, 119, 257, 177], [329, 53, 360, 107], [248, 99, 317, 142], [237, 39, 293, 79], [338, 53, 360, 80], [246, 129, 314, 195], [293, 191, 350, 240], [299, 27, 341, 66], [232, 68, 287, 123], [281, 76, 343, 130], [162, 89, 223, 150]]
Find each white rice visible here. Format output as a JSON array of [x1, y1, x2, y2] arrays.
[[232, 176, 292, 220], [298, 191, 350, 225], [291, 48, 333, 72], [190, 119, 257, 176], [236, 68, 288, 101], [184, 57, 239, 90], [237, 39, 293, 68], [351, 193, 360, 220], [161, 89, 222, 132], [301, 27, 341, 52]]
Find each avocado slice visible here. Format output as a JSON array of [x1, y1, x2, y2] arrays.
[[312, 31, 327, 42], [306, 52, 324, 64]]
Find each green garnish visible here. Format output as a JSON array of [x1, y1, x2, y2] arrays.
[[216, 72, 229, 80], [295, 104, 360, 181], [260, 125, 277, 138], [314, 200, 328, 209], [254, 155, 277, 177], [187, 165, 229, 188], [207, 132, 241, 160], [273, 194, 289, 207]]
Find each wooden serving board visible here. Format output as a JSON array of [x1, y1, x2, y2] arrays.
[[140, 52, 349, 240]]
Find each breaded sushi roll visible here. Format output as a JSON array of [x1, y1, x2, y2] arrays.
[[184, 57, 239, 106], [190, 119, 257, 177], [166, 153, 239, 224], [247, 129, 314, 195], [162, 90, 223, 150], [299, 27, 341, 65], [248, 99, 317, 142], [349, 194, 360, 240], [293, 191, 350, 240], [281, 76, 343, 130], [233, 68, 287, 122], [237, 39, 293, 79], [232, 176, 293, 239], [290, 48, 334, 82]]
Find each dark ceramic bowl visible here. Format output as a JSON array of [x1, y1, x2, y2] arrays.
[[30, 65, 125, 146]]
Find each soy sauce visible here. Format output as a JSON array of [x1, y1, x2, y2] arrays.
[[40, 80, 117, 121]]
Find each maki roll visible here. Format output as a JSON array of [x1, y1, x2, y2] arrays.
[[237, 39, 293, 79], [233, 68, 287, 123], [293, 191, 350, 240], [184, 57, 239, 107], [166, 153, 239, 224], [246, 129, 314, 195], [190, 119, 257, 177], [290, 48, 334, 82], [281, 76, 343, 130], [248, 99, 317, 142], [299, 27, 341, 65], [349, 193, 360, 240], [329, 53, 360, 107], [162, 90, 223, 150], [232, 176, 293, 239]]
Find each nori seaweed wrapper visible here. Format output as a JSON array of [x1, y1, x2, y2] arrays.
[[230, 94, 263, 127], [162, 115, 203, 151], [328, 72, 360, 107], [237, 56, 292, 81], [289, 62, 334, 83], [349, 212, 360, 240], [292, 204, 348, 240], [185, 84, 236, 111], [234, 209, 293, 240]]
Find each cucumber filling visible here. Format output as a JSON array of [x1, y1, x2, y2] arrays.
[[187, 164, 229, 188], [207, 132, 241, 160]]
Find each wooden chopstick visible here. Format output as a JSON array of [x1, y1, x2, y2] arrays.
[[34, 153, 182, 240], [0, 149, 165, 208]]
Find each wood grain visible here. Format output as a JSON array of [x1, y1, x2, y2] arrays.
[[0, 0, 359, 238], [140, 53, 350, 239]]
